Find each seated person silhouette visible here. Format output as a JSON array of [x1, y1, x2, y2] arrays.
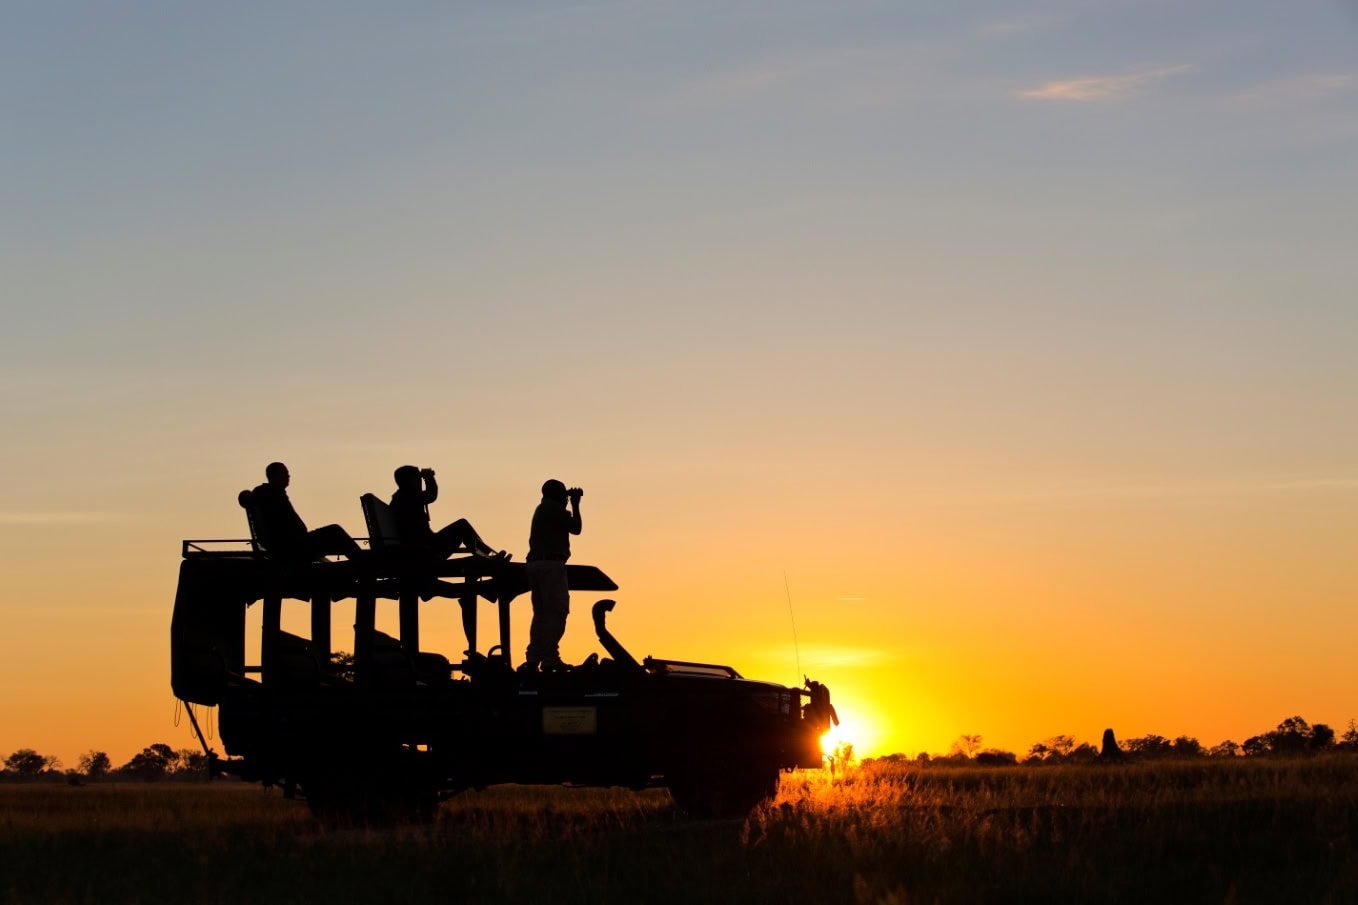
[[388, 465, 507, 562], [250, 462, 364, 563]]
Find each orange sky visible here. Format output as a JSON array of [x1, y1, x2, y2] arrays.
[[3, 445, 1355, 767]]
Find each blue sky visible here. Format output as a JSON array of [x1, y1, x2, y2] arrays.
[[3, 0, 1357, 761]]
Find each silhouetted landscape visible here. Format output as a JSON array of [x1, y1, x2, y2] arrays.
[[5, 721, 1358, 904], [5, 713, 1354, 785]]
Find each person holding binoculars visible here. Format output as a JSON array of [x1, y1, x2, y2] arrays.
[[523, 479, 584, 672], [389, 465, 507, 561]]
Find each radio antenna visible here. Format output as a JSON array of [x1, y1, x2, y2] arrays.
[[784, 570, 802, 682]]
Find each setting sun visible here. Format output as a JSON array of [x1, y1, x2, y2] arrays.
[[813, 693, 888, 760], [820, 723, 848, 757], [820, 707, 881, 759]]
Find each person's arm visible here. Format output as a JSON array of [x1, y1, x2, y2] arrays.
[[567, 488, 583, 535], [421, 470, 439, 506]]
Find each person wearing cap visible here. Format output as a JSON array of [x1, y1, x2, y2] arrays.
[[523, 479, 583, 671]]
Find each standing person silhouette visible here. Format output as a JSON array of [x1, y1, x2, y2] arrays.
[[250, 462, 364, 562], [523, 479, 582, 672], [388, 465, 505, 560]]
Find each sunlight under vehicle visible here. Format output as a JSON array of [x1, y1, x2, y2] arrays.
[[170, 514, 837, 822]]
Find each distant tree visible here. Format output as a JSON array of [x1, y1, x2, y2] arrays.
[[974, 749, 1018, 767], [1067, 743, 1099, 763], [1277, 715, 1311, 735], [868, 753, 911, 766], [1172, 736, 1204, 758], [1124, 735, 1173, 759], [77, 751, 112, 781], [1026, 736, 1078, 763], [1340, 720, 1358, 751], [950, 735, 983, 759], [175, 749, 210, 778], [121, 743, 179, 781], [1310, 724, 1336, 751], [1243, 735, 1271, 757], [4, 749, 54, 777], [1048, 735, 1076, 757], [1269, 716, 1312, 755], [330, 651, 356, 681], [1208, 740, 1240, 758]]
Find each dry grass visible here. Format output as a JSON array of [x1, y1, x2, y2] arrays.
[[4, 758, 1358, 904]]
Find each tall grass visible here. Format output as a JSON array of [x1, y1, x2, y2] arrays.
[[3, 759, 1357, 904]]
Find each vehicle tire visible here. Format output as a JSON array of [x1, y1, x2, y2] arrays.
[[668, 756, 780, 819]]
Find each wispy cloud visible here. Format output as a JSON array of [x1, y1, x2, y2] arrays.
[[0, 511, 127, 525], [1020, 63, 1194, 101]]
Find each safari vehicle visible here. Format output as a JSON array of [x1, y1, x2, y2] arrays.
[[170, 493, 837, 821]]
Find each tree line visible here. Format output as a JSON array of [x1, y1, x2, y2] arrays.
[[6, 714, 1357, 783], [1, 744, 211, 784], [872, 715, 1358, 768]]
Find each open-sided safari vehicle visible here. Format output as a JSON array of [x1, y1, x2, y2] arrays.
[[170, 493, 836, 821]]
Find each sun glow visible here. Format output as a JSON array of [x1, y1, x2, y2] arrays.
[[820, 721, 851, 757], [815, 694, 885, 759]]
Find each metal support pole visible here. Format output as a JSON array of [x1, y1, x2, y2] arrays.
[[399, 590, 420, 654], [354, 592, 375, 688], [498, 598, 512, 666], [311, 595, 331, 664], [262, 595, 282, 684]]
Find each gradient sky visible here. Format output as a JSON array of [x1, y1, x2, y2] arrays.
[[3, 0, 1357, 767]]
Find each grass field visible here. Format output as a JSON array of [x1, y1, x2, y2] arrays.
[[4, 758, 1357, 904]]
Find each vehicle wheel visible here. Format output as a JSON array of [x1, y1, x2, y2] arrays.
[[668, 756, 780, 819]]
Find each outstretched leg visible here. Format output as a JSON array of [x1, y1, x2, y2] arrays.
[[434, 519, 501, 558], [307, 524, 364, 560]]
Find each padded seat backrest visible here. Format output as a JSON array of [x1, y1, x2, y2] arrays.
[[238, 489, 263, 554], [360, 493, 400, 549]]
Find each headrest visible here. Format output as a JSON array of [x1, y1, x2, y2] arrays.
[[237, 489, 253, 509]]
